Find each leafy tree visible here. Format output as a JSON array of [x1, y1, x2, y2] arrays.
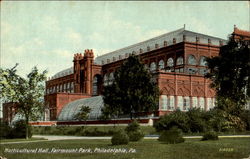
[[0, 65, 47, 139], [102, 55, 159, 119], [0, 64, 19, 102], [74, 106, 91, 124], [206, 37, 250, 115]]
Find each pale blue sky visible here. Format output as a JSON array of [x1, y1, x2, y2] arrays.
[[1, 1, 249, 78]]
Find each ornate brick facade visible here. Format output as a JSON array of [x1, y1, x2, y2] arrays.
[[43, 27, 249, 120], [3, 27, 249, 123]]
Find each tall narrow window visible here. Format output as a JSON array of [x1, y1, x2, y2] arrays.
[[188, 55, 197, 65], [104, 74, 109, 86], [109, 72, 114, 85], [207, 98, 213, 110], [150, 62, 156, 72], [168, 96, 175, 110], [199, 56, 207, 66], [92, 76, 98, 95], [71, 82, 74, 93], [161, 95, 167, 110], [158, 60, 165, 70], [192, 97, 198, 108], [183, 96, 190, 111], [199, 97, 205, 110], [176, 56, 184, 65], [63, 83, 67, 92], [167, 58, 174, 67], [177, 96, 183, 110], [60, 85, 63, 92]]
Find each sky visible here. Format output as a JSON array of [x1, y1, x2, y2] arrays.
[[1, 1, 249, 78]]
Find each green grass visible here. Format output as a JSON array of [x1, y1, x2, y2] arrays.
[[0, 138, 46, 143], [0, 138, 250, 159]]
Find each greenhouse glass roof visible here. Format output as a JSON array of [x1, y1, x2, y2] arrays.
[[57, 96, 103, 121]]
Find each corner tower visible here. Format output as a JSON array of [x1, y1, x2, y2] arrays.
[[83, 49, 94, 95], [73, 53, 84, 93]]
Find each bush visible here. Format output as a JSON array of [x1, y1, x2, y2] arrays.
[[111, 130, 129, 145], [125, 120, 140, 132], [127, 130, 144, 141], [125, 120, 144, 141], [187, 108, 207, 133], [158, 127, 185, 144], [202, 131, 218, 141], [154, 110, 190, 133], [239, 110, 250, 131], [10, 120, 32, 138], [0, 120, 11, 139]]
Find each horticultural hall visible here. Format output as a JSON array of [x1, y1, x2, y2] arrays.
[[4, 26, 250, 125]]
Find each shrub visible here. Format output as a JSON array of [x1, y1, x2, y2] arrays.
[[187, 108, 207, 133], [125, 120, 140, 132], [158, 127, 185, 144], [154, 110, 189, 133], [111, 130, 129, 145], [10, 120, 32, 138], [202, 131, 218, 141], [125, 120, 144, 141], [0, 120, 11, 139], [239, 110, 250, 131], [127, 130, 144, 141]]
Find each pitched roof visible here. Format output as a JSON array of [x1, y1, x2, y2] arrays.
[[94, 27, 227, 65]]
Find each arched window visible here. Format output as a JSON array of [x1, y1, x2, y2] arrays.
[[92, 76, 98, 95], [109, 72, 114, 85], [188, 55, 197, 65], [158, 60, 165, 70], [167, 58, 174, 67], [103, 74, 109, 86], [161, 95, 167, 110], [176, 56, 184, 65], [199, 56, 207, 66], [150, 62, 156, 72]]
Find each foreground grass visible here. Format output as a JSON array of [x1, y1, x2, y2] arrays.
[[0, 138, 250, 159], [0, 138, 46, 143]]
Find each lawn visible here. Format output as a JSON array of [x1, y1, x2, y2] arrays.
[[0, 138, 250, 159], [0, 138, 46, 143]]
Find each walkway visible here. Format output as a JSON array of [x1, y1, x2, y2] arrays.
[[1, 134, 249, 145]]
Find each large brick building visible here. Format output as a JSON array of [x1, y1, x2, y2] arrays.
[[44, 26, 233, 121]]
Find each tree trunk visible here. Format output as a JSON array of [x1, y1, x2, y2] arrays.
[[25, 115, 29, 139]]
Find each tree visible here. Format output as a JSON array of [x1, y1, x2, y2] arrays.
[[0, 63, 19, 103], [74, 105, 91, 124], [0, 65, 47, 139], [206, 36, 250, 115], [102, 55, 159, 119]]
